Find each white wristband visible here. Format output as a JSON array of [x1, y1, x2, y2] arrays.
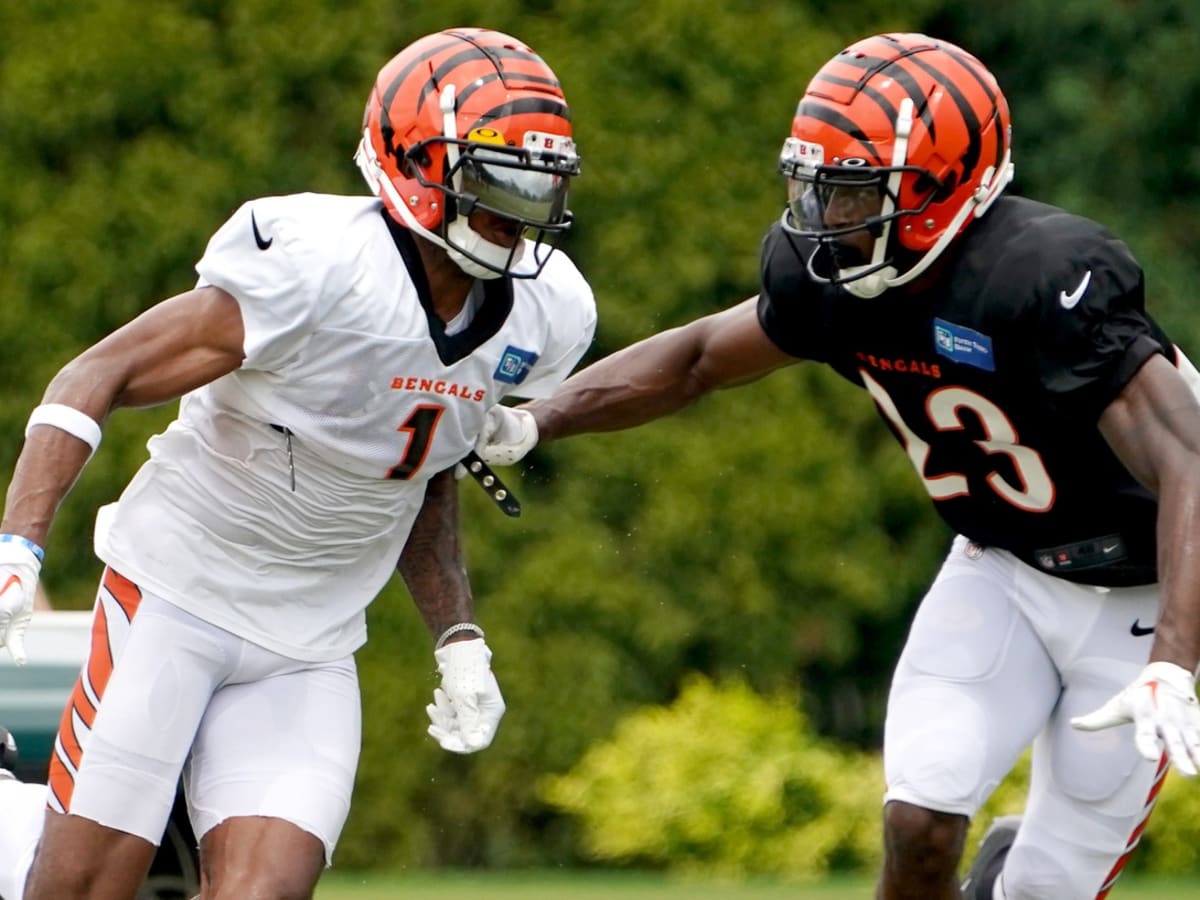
[[25, 404, 102, 455], [0, 533, 45, 563], [435, 622, 485, 650]]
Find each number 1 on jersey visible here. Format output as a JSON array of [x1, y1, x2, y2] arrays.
[[387, 405, 444, 480]]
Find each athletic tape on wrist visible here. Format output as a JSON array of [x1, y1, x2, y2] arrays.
[[435, 622, 486, 650], [0, 533, 45, 563], [25, 404, 102, 455]]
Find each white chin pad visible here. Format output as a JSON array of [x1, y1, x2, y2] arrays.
[[446, 219, 524, 279]]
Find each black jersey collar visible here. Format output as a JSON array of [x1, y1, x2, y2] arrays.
[[382, 209, 514, 365]]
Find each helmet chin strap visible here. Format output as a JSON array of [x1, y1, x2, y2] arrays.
[[838, 261, 898, 300], [835, 98, 913, 299]]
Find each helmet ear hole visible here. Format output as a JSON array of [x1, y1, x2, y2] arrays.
[[411, 147, 433, 169], [912, 172, 940, 195], [911, 171, 956, 203], [912, 172, 937, 196], [933, 171, 958, 202]]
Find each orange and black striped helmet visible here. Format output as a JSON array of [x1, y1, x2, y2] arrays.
[[355, 28, 579, 276], [778, 34, 1013, 297]]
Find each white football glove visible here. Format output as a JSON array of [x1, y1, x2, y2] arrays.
[[0, 540, 42, 666], [474, 406, 538, 467], [1071, 661, 1200, 776], [426, 639, 506, 754]]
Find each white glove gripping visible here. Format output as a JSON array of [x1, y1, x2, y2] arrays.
[[0, 538, 43, 666], [474, 406, 538, 467], [426, 639, 506, 754], [1071, 661, 1200, 776]]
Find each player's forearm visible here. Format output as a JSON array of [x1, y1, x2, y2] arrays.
[[397, 469, 476, 638], [0, 431, 93, 548], [528, 326, 709, 443], [1, 365, 116, 546], [1151, 477, 1200, 672]]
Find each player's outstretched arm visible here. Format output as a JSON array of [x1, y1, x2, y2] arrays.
[[475, 297, 798, 466], [0, 286, 245, 664], [1072, 353, 1200, 774], [532, 296, 795, 441], [398, 469, 504, 754]]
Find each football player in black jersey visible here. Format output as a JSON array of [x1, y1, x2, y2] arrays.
[[478, 33, 1200, 900]]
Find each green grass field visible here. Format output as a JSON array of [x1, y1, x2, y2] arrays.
[[315, 870, 1200, 898]]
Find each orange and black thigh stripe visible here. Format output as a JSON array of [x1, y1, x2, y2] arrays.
[[46, 567, 142, 812]]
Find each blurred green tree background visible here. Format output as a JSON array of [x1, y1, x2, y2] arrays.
[[2, 0, 1198, 874]]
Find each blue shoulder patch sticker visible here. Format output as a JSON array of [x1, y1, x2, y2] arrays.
[[933, 319, 995, 372], [495, 346, 539, 384]]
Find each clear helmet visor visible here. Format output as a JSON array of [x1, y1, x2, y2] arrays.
[[458, 148, 571, 227], [785, 167, 885, 235]]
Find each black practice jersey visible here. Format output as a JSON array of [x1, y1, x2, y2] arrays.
[[758, 195, 1178, 586]]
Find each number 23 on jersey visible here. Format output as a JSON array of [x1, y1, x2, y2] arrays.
[[861, 370, 1055, 513]]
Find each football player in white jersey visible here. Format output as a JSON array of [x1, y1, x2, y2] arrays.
[[0, 27, 595, 900]]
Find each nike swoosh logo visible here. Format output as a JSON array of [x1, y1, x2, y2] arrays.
[[1130, 619, 1155, 637], [0, 574, 18, 595], [1059, 269, 1092, 309], [251, 210, 273, 250]]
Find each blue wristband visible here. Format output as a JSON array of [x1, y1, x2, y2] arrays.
[[0, 534, 45, 562]]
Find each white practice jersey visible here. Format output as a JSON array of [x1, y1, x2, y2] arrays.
[[95, 193, 596, 661]]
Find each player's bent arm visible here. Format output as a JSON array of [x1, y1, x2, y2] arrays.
[[66, 285, 247, 411], [1, 286, 246, 547], [1099, 353, 1200, 672], [396, 468, 477, 643], [528, 296, 797, 442]]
